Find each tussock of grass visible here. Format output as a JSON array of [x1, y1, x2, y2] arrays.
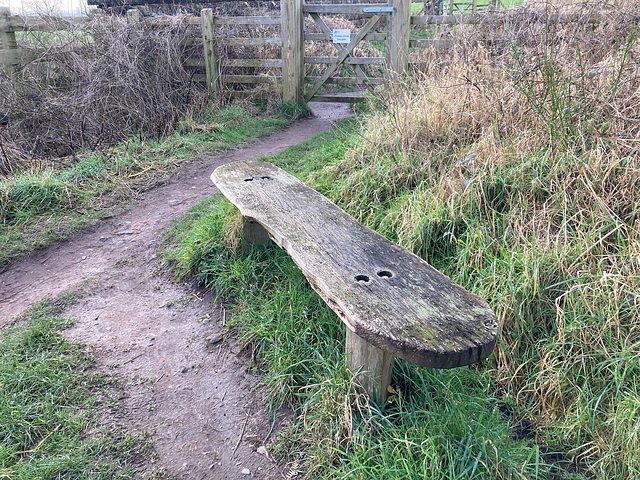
[[0, 296, 152, 478]]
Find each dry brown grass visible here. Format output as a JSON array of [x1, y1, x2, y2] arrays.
[[310, 1, 640, 476]]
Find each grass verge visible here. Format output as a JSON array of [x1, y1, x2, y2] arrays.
[[0, 293, 153, 479], [0, 103, 306, 267]]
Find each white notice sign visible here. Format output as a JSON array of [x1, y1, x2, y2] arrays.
[[332, 29, 351, 44]]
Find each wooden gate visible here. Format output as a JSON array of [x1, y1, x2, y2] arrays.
[[281, 0, 411, 104], [302, 4, 392, 103]]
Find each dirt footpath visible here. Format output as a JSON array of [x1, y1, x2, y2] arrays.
[[0, 103, 353, 479]]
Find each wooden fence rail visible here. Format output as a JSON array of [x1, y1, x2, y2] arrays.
[[0, 5, 605, 103]]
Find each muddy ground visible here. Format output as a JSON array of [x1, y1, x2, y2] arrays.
[[0, 102, 353, 479]]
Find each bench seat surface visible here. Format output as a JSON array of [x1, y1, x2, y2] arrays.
[[212, 160, 498, 369]]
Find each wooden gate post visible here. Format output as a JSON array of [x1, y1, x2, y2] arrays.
[[387, 0, 411, 76], [281, 0, 304, 103], [0, 8, 19, 75], [201, 8, 220, 99]]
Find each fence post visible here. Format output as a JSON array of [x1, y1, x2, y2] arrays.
[[0, 7, 18, 74], [387, 0, 410, 76], [281, 0, 304, 104], [201, 8, 220, 99]]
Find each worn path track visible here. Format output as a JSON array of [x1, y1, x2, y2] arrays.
[[0, 103, 353, 479]]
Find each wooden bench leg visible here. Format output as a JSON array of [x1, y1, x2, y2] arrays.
[[345, 328, 393, 404], [243, 217, 271, 252]]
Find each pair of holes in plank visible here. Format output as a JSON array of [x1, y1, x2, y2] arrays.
[[355, 270, 394, 284], [244, 176, 272, 182]]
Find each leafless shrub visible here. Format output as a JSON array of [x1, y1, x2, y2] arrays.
[[0, 13, 207, 172]]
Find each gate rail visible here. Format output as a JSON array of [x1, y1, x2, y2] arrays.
[[2, 5, 596, 104]]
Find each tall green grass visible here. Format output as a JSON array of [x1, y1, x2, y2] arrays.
[[303, 29, 639, 477]]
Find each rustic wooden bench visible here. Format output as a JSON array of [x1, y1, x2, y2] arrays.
[[211, 160, 498, 402]]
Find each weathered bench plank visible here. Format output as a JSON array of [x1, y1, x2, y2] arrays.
[[212, 160, 498, 377]]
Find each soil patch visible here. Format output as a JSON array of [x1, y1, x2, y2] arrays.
[[0, 102, 353, 478]]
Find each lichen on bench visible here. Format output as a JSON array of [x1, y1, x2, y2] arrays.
[[211, 160, 498, 402]]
